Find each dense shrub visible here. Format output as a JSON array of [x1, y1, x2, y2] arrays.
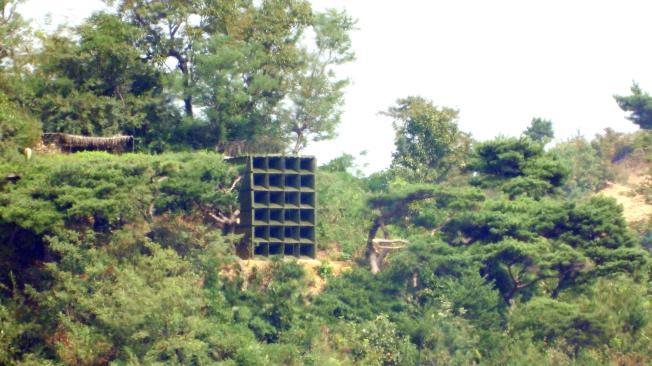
[[0, 91, 41, 160]]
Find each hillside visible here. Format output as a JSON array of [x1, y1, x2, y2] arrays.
[[1, 0, 652, 361], [599, 169, 652, 224], [2, 140, 651, 365]]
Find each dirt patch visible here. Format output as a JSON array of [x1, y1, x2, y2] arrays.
[[598, 172, 652, 224], [236, 257, 352, 296]]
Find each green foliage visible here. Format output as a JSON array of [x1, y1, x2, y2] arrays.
[[316, 169, 370, 257], [365, 183, 485, 247], [0, 91, 41, 159], [510, 298, 609, 353], [0, 151, 276, 364], [1, 142, 650, 364], [281, 9, 356, 153], [2, 151, 238, 224], [40, 243, 214, 364], [30, 14, 178, 151], [192, 30, 289, 151], [386, 96, 471, 182], [442, 196, 647, 303], [344, 314, 418, 365], [615, 82, 652, 129], [523, 117, 554, 145], [471, 136, 569, 198], [1, 0, 355, 154], [550, 135, 612, 198], [155, 154, 240, 214], [314, 268, 405, 322], [387, 236, 505, 330], [0, 152, 238, 289], [402, 307, 480, 365], [317, 261, 333, 278], [0, 0, 31, 71], [0, 5, 650, 359], [0, 295, 36, 365], [472, 137, 543, 178], [587, 128, 652, 192], [319, 153, 356, 174], [576, 277, 652, 361], [108, 0, 354, 152]]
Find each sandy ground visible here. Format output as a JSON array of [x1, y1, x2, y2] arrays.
[[598, 172, 652, 224]]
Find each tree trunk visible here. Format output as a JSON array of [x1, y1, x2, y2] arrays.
[[552, 273, 568, 299], [366, 218, 383, 274], [292, 130, 304, 154], [368, 250, 382, 274], [364, 189, 437, 273], [170, 49, 193, 117], [365, 217, 408, 274], [183, 94, 193, 117]]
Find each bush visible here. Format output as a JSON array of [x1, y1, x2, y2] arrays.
[[550, 136, 611, 198], [316, 170, 371, 258], [0, 91, 41, 160]]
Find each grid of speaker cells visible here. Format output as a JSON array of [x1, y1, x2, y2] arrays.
[[241, 156, 316, 258]]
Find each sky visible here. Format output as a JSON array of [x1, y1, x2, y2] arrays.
[[18, 0, 652, 173]]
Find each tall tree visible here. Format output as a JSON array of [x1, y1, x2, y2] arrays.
[[111, 0, 353, 152], [109, 0, 207, 117], [523, 117, 554, 145], [31, 14, 179, 150], [0, 0, 31, 71], [192, 31, 285, 150], [365, 184, 484, 273], [191, 0, 312, 152], [443, 196, 647, 304], [550, 135, 611, 198], [614, 82, 652, 129], [281, 9, 355, 153], [0, 0, 34, 105], [385, 96, 471, 182]]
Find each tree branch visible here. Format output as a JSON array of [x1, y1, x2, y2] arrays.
[[219, 176, 242, 193]]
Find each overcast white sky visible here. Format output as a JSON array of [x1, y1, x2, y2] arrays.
[[19, 0, 651, 173]]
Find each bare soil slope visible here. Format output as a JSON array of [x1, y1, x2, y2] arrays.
[[598, 170, 652, 224]]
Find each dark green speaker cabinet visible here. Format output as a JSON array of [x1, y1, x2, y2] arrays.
[[239, 156, 316, 258]]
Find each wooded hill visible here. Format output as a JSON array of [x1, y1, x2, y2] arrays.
[[2, 0, 652, 365]]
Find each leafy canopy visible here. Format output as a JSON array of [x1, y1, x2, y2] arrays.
[[386, 96, 471, 182], [615, 82, 652, 129], [523, 117, 554, 145], [470, 136, 569, 199]]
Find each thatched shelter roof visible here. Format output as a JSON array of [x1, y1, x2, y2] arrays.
[[44, 133, 134, 152]]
